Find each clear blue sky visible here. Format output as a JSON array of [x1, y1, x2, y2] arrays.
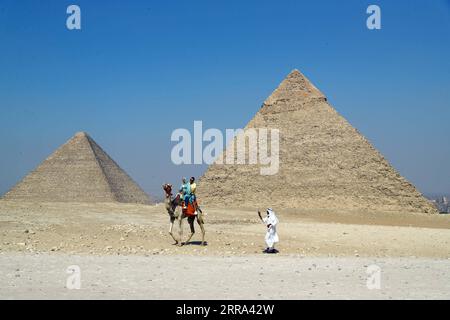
[[0, 0, 449, 198]]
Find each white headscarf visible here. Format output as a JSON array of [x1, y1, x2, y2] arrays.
[[266, 208, 278, 227]]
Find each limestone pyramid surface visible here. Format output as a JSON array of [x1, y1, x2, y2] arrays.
[[2, 132, 152, 204], [198, 70, 437, 213]]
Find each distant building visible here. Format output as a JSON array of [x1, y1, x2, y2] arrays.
[[431, 196, 450, 214]]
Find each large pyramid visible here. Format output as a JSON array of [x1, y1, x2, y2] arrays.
[[198, 70, 437, 213], [1, 132, 152, 204]]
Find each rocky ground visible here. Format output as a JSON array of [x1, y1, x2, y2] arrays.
[[0, 200, 449, 299], [0, 201, 449, 257]]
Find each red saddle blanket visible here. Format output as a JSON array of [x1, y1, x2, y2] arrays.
[[182, 201, 198, 217]]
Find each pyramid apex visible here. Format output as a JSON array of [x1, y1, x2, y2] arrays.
[[74, 131, 89, 138], [283, 68, 311, 85], [264, 69, 325, 104], [284, 68, 309, 82]]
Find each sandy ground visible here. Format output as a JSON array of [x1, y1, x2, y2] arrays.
[[1, 254, 449, 300], [0, 200, 449, 299]]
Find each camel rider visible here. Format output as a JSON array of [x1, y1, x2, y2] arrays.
[[179, 177, 191, 209], [189, 177, 197, 203], [190, 177, 198, 215]]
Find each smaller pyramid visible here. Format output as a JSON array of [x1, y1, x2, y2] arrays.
[[2, 132, 152, 204]]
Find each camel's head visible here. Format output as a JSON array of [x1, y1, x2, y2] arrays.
[[162, 183, 173, 197]]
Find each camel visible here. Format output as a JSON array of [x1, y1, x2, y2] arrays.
[[162, 183, 206, 246]]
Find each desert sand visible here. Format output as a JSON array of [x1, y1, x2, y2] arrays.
[[0, 200, 449, 299], [2, 254, 450, 300]]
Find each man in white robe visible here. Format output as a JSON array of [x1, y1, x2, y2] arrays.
[[258, 208, 279, 254]]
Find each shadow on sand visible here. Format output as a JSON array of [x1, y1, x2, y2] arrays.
[[183, 241, 208, 246]]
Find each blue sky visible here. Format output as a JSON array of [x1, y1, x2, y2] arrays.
[[0, 0, 449, 198]]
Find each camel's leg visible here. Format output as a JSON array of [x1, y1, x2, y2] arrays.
[[197, 215, 206, 245], [168, 217, 178, 244], [184, 216, 195, 244], [178, 215, 184, 246]]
